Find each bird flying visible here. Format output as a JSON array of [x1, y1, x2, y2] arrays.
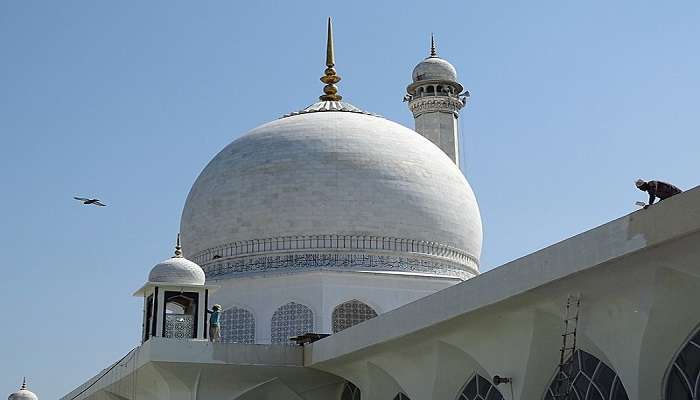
[[74, 197, 107, 207]]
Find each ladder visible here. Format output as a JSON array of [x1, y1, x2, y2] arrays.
[[552, 294, 581, 399]]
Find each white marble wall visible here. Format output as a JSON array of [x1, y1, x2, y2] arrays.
[[207, 270, 460, 343]]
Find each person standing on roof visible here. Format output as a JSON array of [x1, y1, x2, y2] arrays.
[[207, 304, 222, 342], [635, 179, 682, 209]]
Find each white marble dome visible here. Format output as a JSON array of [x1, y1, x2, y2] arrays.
[[8, 381, 38, 400], [412, 56, 458, 82], [148, 256, 205, 285], [181, 107, 482, 275]]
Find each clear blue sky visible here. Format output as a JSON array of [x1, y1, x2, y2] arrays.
[[1, 1, 698, 397]]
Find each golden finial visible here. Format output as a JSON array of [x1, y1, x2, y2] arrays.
[[430, 33, 437, 57], [319, 17, 342, 101], [173, 233, 183, 258]]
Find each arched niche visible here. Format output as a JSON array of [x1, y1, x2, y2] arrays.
[[332, 299, 378, 333], [270, 301, 313, 344], [220, 305, 255, 344]]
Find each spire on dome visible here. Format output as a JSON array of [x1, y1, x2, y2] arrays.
[[319, 17, 342, 101], [173, 233, 183, 258], [430, 33, 437, 57], [20, 377, 27, 390], [283, 17, 379, 118]]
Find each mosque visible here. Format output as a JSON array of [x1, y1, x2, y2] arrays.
[[11, 19, 700, 400]]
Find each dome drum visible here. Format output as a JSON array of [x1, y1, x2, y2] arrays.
[[192, 234, 477, 267], [190, 233, 480, 279], [201, 250, 477, 280]]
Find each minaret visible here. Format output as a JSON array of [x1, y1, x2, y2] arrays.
[[405, 35, 468, 166]]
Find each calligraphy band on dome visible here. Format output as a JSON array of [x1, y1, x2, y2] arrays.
[[191, 234, 478, 268]]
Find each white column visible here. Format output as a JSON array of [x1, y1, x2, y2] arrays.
[[197, 288, 206, 339]]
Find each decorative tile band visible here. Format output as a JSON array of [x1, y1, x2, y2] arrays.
[[203, 252, 477, 280], [191, 234, 478, 270]]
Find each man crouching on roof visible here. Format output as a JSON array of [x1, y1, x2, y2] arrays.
[[635, 179, 682, 209]]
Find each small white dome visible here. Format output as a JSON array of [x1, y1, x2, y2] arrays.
[[8, 390, 37, 400], [8, 380, 38, 400], [412, 57, 458, 82], [148, 256, 206, 286]]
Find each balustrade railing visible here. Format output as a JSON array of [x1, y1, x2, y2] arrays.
[[191, 234, 476, 267]]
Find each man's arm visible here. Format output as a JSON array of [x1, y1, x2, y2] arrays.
[[646, 181, 658, 206]]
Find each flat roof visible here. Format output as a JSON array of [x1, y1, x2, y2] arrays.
[[61, 338, 304, 400], [306, 186, 700, 365]]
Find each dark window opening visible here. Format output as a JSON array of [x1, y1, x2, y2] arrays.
[[144, 294, 154, 342], [544, 349, 629, 400], [162, 291, 199, 339], [665, 328, 700, 400], [341, 382, 361, 400], [458, 374, 504, 400]]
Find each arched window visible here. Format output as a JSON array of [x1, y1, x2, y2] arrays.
[[332, 300, 378, 333], [665, 328, 700, 400], [458, 374, 503, 400], [341, 382, 361, 400], [220, 306, 255, 344], [393, 393, 410, 400], [270, 302, 313, 344], [543, 349, 629, 400]]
